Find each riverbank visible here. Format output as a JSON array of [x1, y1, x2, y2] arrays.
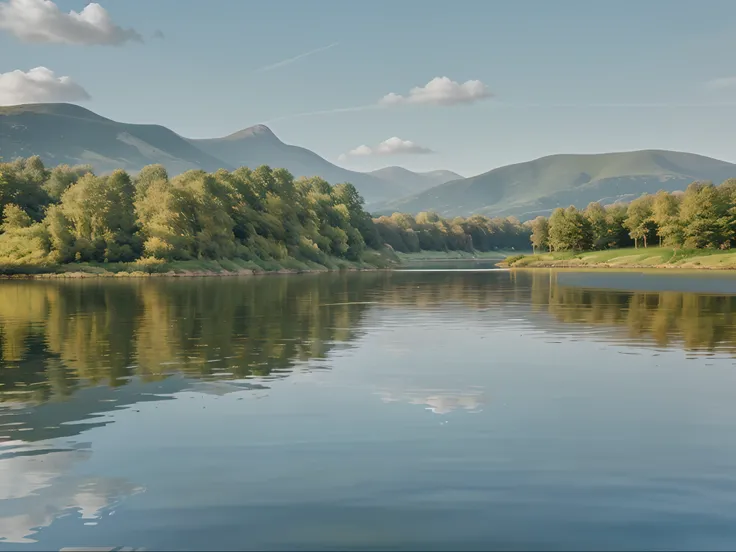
[[0, 248, 523, 279], [395, 250, 521, 262], [501, 247, 736, 270], [0, 249, 401, 279]]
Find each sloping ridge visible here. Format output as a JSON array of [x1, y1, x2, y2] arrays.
[[190, 131, 406, 204], [419, 169, 464, 182], [377, 149, 736, 220], [368, 166, 463, 195], [1, 103, 463, 205], [0, 103, 229, 175]]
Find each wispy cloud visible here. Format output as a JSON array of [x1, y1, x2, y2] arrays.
[[266, 75, 493, 124], [254, 42, 338, 73], [264, 96, 736, 126], [263, 103, 379, 124], [705, 76, 736, 91]]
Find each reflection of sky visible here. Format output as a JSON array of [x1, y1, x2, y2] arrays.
[[376, 389, 486, 414], [0, 444, 144, 544]]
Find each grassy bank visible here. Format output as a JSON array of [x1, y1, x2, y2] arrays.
[[501, 247, 736, 270], [0, 248, 401, 279], [395, 249, 524, 262]]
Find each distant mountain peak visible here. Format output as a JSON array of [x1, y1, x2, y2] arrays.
[[369, 166, 415, 176], [221, 124, 280, 142]]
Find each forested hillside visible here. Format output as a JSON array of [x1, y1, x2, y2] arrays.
[[0, 156, 529, 272]]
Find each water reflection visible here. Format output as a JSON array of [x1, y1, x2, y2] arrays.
[[0, 275, 380, 407], [2, 270, 736, 548], [536, 271, 736, 353], [3, 270, 736, 410], [376, 388, 486, 414], [0, 441, 144, 543]]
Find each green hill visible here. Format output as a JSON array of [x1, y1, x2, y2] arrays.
[[0, 103, 229, 175], [188, 126, 407, 203], [6, 105, 728, 215], [0, 103, 444, 204], [375, 150, 736, 220], [368, 166, 463, 195]]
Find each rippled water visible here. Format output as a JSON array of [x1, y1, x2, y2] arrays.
[[2, 268, 736, 550]]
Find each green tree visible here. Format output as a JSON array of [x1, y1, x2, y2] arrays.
[[172, 170, 236, 259], [651, 190, 683, 247], [624, 195, 656, 248], [0, 156, 52, 220], [604, 204, 633, 249], [43, 164, 93, 202], [584, 202, 610, 250], [548, 206, 592, 251], [51, 170, 140, 262], [1, 204, 33, 232], [333, 183, 380, 249], [679, 182, 731, 249], [134, 164, 169, 201], [530, 216, 549, 253], [134, 178, 193, 260]]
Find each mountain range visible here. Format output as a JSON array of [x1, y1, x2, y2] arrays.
[[2, 103, 736, 220], [373, 150, 736, 219], [0, 103, 457, 204]]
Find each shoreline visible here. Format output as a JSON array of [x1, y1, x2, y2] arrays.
[[501, 261, 736, 271], [0, 252, 398, 280], [0, 266, 392, 280], [0, 249, 521, 279], [395, 250, 518, 262], [500, 247, 736, 271]]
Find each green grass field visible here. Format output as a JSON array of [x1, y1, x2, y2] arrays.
[[503, 247, 736, 270]]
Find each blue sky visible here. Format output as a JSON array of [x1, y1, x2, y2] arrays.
[[2, 0, 736, 176]]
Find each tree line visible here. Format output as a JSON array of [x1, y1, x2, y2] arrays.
[[373, 212, 531, 253], [529, 179, 736, 252], [0, 156, 529, 267]]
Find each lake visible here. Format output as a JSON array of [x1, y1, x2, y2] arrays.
[[3, 268, 736, 551]]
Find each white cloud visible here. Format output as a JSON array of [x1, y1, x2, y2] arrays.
[[380, 76, 493, 107], [339, 137, 434, 160], [0, 0, 142, 45], [705, 76, 736, 91], [0, 67, 91, 106]]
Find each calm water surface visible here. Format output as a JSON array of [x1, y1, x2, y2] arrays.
[[2, 268, 736, 550]]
